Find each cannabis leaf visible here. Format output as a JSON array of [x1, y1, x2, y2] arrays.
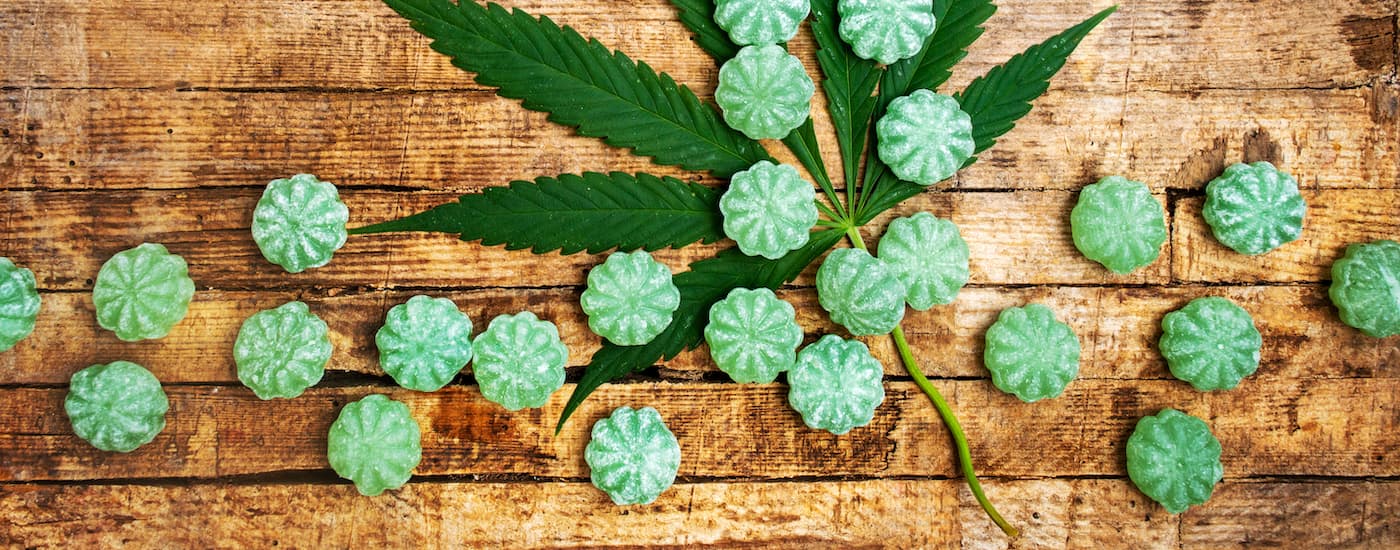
[[670, 0, 740, 62], [809, 0, 882, 197]]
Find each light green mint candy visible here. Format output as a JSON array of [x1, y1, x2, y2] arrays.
[[1070, 176, 1167, 274], [816, 248, 905, 336], [375, 295, 473, 392], [233, 301, 332, 399], [93, 243, 196, 342], [1202, 162, 1306, 255], [580, 251, 681, 346], [720, 161, 819, 259], [1126, 408, 1224, 514], [0, 257, 41, 352], [252, 173, 350, 273], [1329, 240, 1400, 338], [715, 44, 815, 140], [585, 406, 682, 505], [837, 0, 936, 64], [327, 394, 422, 496], [983, 303, 1080, 402], [714, 0, 810, 45], [704, 288, 803, 383], [472, 311, 568, 410], [1159, 297, 1261, 391], [65, 361, 169, 452], [786, 334, 886, 435], [877, 212, 969, 310], [875, 90, 974, 186]]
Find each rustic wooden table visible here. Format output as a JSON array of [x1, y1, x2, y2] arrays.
[[2, 0, 1397, 547]]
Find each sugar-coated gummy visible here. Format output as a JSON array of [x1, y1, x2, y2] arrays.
[[92, 243, 196, 342], [327, 394, 422, 496], [472, 311, 568, 410], [233, 301, 332, 399], [1070, 176, 1167, 274], [837, 0, 937, 64], [875, 90, 975, 186], [251, 173, 350, 273], [704, 288, 803, 383], [0, 257, 41, 352], [715, 45, 815, 140], [580, 251, 681, 346], [786, 334, 886, 435], [877, 212, 969, 310], [983, 304, 1080, 402], [1159, 297, 1261, 391], [714, 0, 810, 46], [1126, 408, 1224, 514], [1329, 240, 1400, 337], [1202, 162, 1306, 255], [375, 295, 474, 392], [816, 248, 906, 336], [65, 361, 169, 452], [585, 406, 682, 505], [719, 161, 819, 259]]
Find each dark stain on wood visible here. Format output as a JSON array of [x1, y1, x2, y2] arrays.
[[1171, 136, 1228, 188], [1242, 128, 1282, 164], [1339, 15, 1398, 74]]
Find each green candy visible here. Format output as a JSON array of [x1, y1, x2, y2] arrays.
[[93, 243, 196, 342], [983, 304, 1080, 402], [787, 334, 886, 435], [877, 212, 969, 310], [816, 248, 905, 336], [327, 394, 422, 496], [714, 0, 810, 46], [65, 361, 169, 452], [0, 257, 41, 352], [1329, 240, 1400, 337], [715, 45, 815, 140], [837, 0, 936, 64], [704, 288, 803, 383], [375, 295, 474, 392], [1070, 176, 1167, 274], [233, 301, 332, 399], [719, 161, 819, 259], [1159, 297, 1261, 391], [580, 251, 681, 346], [472, 311, 568, 410], [875, 90, 975, 186], [1126, 408, 1224, 514], [1202, 162, 1306, 255], [252, 173, 350, 273], [585, 406, 682, 505]]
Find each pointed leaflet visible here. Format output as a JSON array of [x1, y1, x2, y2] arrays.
[[382, 0, 770, 177], [670, 0, 741, 62], [809, 0, 881, 192]]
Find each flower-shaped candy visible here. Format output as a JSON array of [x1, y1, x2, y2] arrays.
[[816, 248, 905, 336], [704, 287, 803, 383], [234, 301, 332, 399], [580, 251, 681, 346], [93, 243, 196, 342], [1329, 240, 1400, 337], [877, 212, 969, 310], [714, 0, 810, 45], [720, 161, 819, 259], [875, 90, 975, 186], [327, 394, 422, 496], [983, 304, 1080, 402], [0, 257, 41, 352], [252, 173, 350, 273], [1202, 162, 1306, 255], [472, 311, 569, 410], [375, 295, 474, 392], [1126, 408, 1224, 514], [837, 0, 937, 64], [1070, 176, 1167, 274], [1159, 297, 1261, 391], [787, 334, 886, 434], [715, 45, 815, 140], [65, 361, 169, 452], [585, 406, 682, 505]]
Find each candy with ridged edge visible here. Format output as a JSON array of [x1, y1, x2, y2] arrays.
[[375, 295, 474, 392], [251, 173, 350, 273], [877, 212, 969, 310], [714, 0, 810, 45], [585, 406, 682, 505], [0, 257, 41, 352], [704, 287, 803, 383], [875, 90, 975, 186], [1158, 297, 1261, 391], [1202, 162, 1306, 255], [1329, 239, 1400, 338], [327, 394, 422, 496], [715, 45, 815, 140], [234, 301, 332, 399], [1126, 408, 1224, 514], [816, 248, 905, 336], [786, 334, 886, 434], [65, 361, 169, 452], [719, 161, 819, 259], [1070, 176, 1167, 274], [471, 311, 568, 410], [92, 243, 196, 342], [837, 0, 937, 64], [983, 303, 1080, 402], [580, 250, 681, 346]]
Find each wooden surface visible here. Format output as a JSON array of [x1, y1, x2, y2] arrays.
[[1, 0, 1398, 547]]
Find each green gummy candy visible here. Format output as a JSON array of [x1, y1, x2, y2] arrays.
[[234, 301, 332, 399], [93, 243, 196, 342], [720, 161, 819, 259], [1070, 176, 1167, 274], [327, 394, 422, 496], [837, 0, 936, 64], [715, 45, 815, 140], [877, 212, 969, 310], [585, 406, 682, 505], [875, 90, 974, 186], [714, 0, 809, 45], [1159, 297, 1261, 391], [472, 311, 568, 410], [787, 334, 886, 435], [983, 303, 1080, 402], [816, 248, 905, 336], [65, 361, 169, 452], [1126, 408, 1224, 514], [1329, 239, 1400, 337], [580, 251, 681, 346], [375, 295, 474, 392], [252, 173, 350, 273], [704, 287, 803, 383], [0, 257, 41, 352], [1202, 162, 1306, 255]]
